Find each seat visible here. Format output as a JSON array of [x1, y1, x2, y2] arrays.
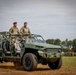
[[2, 40, 11, 55], [14, 38, 21, 56]]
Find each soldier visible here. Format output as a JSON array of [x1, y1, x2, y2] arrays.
[[9, 22, 19, 35], [9, 22, 19, 47], [20, 22, 31, 34], [20, 22, 31, 39]]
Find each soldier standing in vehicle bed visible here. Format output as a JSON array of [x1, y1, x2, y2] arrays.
[[9, 22, 19, 44], [9, 22, 19, 35], [20, 22, 31, 39]]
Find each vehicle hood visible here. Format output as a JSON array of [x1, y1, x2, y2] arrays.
[[32, 42, 61, 49]]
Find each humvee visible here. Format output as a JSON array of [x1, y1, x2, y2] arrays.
[[0, 32, 62, 71]]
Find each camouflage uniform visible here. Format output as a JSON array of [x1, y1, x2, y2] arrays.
[[9, 26, 19, 35], [9, 26, 19, 44], [20, 27, 31, 34], [20, 27, 31, 39]]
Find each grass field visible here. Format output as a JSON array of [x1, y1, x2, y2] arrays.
[[0, 57, 76, 75]]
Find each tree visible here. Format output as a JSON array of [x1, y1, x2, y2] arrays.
[[73, 39, 76, 52], [54, 39, 61, 45], [46, 39, 54, 44], [61, 41, 65, 45], [67, 40, 73, 48], [46, 38, 61, 45]]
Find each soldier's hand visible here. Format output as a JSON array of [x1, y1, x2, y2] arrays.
[[10, 33, 14, 35]]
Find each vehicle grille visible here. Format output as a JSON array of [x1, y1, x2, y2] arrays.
[[45, 48, 59, 53]]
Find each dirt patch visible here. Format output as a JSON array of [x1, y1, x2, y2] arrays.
[[0, 57, 76, 75]]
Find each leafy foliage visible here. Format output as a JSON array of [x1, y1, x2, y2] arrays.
[[46, 38, 76, 52]]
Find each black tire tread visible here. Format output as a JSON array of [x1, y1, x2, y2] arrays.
[[48, 57, 62, 69], [22, 53, 38, 71]]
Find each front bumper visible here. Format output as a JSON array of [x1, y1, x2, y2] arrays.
[[38, 51, 61, 58]]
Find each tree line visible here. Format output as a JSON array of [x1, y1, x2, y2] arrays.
[[46, 38, 76, 52]]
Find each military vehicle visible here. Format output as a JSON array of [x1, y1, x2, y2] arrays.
[[0, 32, 62, 71]]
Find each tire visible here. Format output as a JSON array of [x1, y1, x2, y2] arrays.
[[22, 53, 38, 71], [48, 57, 62, 69], [13, 61, 21, 66]]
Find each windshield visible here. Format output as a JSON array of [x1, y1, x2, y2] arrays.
[[26, 35, 46, 43]]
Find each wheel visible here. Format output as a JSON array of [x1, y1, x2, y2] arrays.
[[48, 57, 62, 69], [22, 53, 38, 71], [13, 61, 21, 66]]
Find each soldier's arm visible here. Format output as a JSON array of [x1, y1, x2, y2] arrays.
[[20, 27, 23, 34], [17, 28, 20, 34], [28, 28, 31, 34], [9, 28, 13, 34]]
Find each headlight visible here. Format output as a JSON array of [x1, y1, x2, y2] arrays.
[[58, 49, 62, 53], [38, 51, 44, 53]]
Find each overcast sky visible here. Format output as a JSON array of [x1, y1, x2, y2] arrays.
[[0, 0, 76, 40]]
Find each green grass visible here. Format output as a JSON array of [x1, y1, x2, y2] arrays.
[[61, 57, 76, 74], [62, 57, 76, 66]]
